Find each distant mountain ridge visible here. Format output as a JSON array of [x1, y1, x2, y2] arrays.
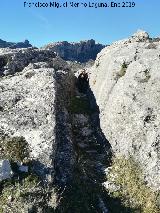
[[0, 39, 32, 49], [43, 39, 106, 63], [0, 38, 106, 62]]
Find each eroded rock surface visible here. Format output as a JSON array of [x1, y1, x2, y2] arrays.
[[89, 30, 160, 190], [0, 50, 76, 183]]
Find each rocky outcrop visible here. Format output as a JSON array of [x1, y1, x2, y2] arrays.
[[0, 39, 32, 49], [0, 45, 78, 211], [44, 39, 105, 63], [0, 48, 56, 75], [0, 49, 76, 183], [89, 30, 160, 191], [1, 31, 159, 211]]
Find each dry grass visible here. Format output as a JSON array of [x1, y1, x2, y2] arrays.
[[0, 175, 39, 213], [107, 156, 159, 213]]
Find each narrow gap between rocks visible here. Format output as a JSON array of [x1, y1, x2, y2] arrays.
[[55, 78, 134, 213]]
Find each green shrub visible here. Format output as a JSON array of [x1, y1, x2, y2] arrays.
[[0, 136, 30, 162], [119, 62, 128, 76], [0, 175, 39, 213], [115, 62, 128, 81], [107, 156, 159, 213]]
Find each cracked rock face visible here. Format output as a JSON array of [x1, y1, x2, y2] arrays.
[[89, 30, 160, 190]]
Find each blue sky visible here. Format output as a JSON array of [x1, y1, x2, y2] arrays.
[[0, 0, 160, 47]]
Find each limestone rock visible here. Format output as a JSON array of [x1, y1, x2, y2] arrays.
[[0, 48, 56, 75], [0, 160, 12, 181], [44, 40, 105, 63], [17, 162, 29, 173], [0, 57, 76, 183], [0, 67, 56, 175], [132, 30, 150, 42], [89, 31, 160, 190]]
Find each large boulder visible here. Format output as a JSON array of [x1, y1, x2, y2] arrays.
[[89, 30, 160, 190]]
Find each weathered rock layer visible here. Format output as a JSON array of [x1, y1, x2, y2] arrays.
[[89, 30, 160, 190]]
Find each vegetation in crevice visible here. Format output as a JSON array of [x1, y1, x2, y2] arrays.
[[0, 162, 58, 213], [0, 161, 40, 213], [0, 136, 58, 212], [115, 61, 128, 81], [107, 156, 159, 213], [140, 69, 151, 83]]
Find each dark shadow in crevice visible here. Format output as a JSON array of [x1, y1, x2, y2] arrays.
[[87, 84, 112, 151], [52, 69, 76, 190], [50, 72, 137, 212], [86, 85, 138, 213]]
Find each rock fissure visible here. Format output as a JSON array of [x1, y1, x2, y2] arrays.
[[55, 88, 112, 212], [0, 30, 160, 212], [55, 84, 137, 212]]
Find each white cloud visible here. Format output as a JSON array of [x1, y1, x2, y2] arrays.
[[29, 10, 51, 30]]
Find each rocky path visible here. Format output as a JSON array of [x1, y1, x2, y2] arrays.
[[56, 88, 112, 212]]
